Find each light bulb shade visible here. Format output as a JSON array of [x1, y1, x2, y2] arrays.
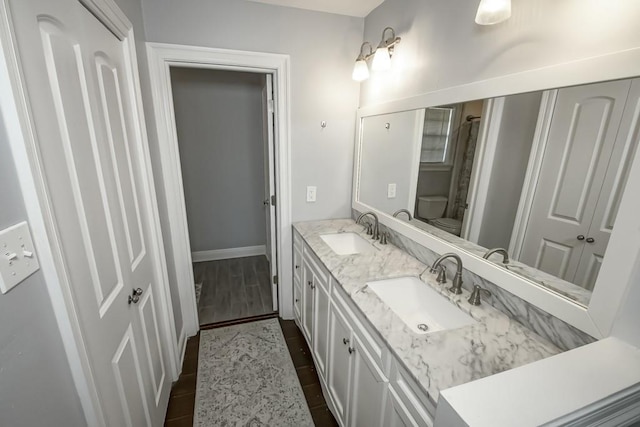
[[475, 0, 511, 25], [372, 46, 391, 71], [352, 59, 369, 81]]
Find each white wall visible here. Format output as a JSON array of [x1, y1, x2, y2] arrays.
[[360, 0, 640, 107], [477, 91, 541, 249], [141, 0, 363, 222], [171, 68, 267, 252]]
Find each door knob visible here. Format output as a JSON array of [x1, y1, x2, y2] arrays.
[[577, 235, 585, 241], [586, 237, 595, 243], [128, 288, 143, 304]]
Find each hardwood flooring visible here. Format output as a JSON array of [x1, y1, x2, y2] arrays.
[[194, 255, 276, 326]]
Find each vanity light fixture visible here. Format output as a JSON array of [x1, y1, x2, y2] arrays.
[[475, 0, 511, 25], [352, 27, 401, 81]]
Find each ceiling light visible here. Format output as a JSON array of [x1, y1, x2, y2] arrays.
[[475, 0, 511, 25]]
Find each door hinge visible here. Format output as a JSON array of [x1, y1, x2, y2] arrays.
[[272, 275, 278, 285], [271, 195, 276, 206]]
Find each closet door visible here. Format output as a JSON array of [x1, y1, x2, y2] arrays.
[[574, 79, 640, 290], [519, 80, 631, 283]]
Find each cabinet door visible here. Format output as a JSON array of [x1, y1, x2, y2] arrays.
[[385, 386, 420, 427], [301, 260, 314, 343], [348, 333, 388, 427], [293, 283, 302, 325], [293, 244, 303, 285], [327, 302, 353, 426], [312, 275, 331, 381]]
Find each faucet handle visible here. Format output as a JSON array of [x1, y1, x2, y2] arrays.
[[468, 284, 491, 306], [435, 265, 447, 284], [379, 231, 389, 245], [365, 222, 373, 235]]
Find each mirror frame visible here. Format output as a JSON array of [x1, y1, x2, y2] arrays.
[[352, 47, 640, 338]]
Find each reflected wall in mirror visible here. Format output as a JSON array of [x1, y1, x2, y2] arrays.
[[356, 77, 640, 307]]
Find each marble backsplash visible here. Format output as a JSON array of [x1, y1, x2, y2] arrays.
[[352, 209, 596, 352]]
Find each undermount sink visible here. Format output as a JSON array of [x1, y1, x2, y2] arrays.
[[366, 276, 476, 334], [320, 232, 375, 255]]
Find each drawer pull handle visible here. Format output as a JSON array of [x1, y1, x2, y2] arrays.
[[343, 338, 349, 345], [586, 237, 595, 243], [348, 346, 355, 354]]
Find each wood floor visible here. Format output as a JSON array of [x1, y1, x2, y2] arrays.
[[194, 255, 276, 326]]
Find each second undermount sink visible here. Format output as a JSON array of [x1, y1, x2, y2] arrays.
[[320, 232, 375, 255], [366, 276, 476, 334]]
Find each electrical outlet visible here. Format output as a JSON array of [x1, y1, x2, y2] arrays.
[[387, 183, 397, 198], [306, 186, 317, 202], [0, 221, 40, 294]]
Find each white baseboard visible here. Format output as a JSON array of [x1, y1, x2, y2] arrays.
[[191, 245, 266, 262]]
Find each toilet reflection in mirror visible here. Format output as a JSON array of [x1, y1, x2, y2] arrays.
[[414, 100, 485, 237], [356, 77, 640, 305]]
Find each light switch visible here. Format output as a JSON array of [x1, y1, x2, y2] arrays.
[[387, 183, 397, 198], [0, 221, 40, 294], [306, 186, 317, 202]]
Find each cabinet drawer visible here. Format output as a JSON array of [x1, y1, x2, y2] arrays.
[[389, 360, 435, 427], [332, 284, 389, 376]]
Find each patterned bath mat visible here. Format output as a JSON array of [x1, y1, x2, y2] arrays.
[[194, 319, 313, 426]]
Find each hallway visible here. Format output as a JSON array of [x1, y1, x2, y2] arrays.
[[194, 255, 276, 325]]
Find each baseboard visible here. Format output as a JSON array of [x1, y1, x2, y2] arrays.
[[191, 245, 266, 262]]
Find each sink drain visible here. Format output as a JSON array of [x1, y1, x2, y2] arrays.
[[417, 323, 429, 332]]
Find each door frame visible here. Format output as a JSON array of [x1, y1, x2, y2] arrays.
[[145, 43, 293, 348], [0, 0, 180, 425]]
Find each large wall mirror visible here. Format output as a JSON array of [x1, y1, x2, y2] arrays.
[[353, 53, 640, 337]]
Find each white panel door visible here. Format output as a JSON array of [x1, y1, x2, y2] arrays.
[[262, 73, 278, 311], [8, 0, 169, 425], [573, 79, 640, 290], [519, 80, 631, 284]]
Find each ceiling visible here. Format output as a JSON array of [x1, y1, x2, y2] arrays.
[[245, 0, 385, 18]]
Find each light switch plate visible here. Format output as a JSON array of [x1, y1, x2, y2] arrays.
[[306, 186, 317, 202], [0, 221, 40, 294], [388, 183, 397, 198]]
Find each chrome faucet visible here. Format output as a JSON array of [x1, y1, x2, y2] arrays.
[[483, 248, 509, 264], [392, 209, 412, 220], [356, 211, 380, 240], [429, 253, 464, 294]]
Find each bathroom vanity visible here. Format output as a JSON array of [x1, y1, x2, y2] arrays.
[[292, 219, 561, 426]]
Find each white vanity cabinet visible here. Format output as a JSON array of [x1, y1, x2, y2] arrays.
[[292, 229, 436, 427], [327, 284, 389, 427]]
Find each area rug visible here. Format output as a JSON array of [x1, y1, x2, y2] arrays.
[[194, 319, 313, 426]]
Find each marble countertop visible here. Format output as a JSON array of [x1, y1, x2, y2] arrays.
[[293, 219, 561, 404]]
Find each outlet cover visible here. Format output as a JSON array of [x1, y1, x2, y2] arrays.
[[387, 183, 397, 198], [0, 221, 40, 293], [306, 186, 317, 202]]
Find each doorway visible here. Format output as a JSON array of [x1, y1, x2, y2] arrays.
[[169, 67, 278, 326]]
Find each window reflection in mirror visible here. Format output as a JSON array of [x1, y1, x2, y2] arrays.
[[356, 77, 640, 307]]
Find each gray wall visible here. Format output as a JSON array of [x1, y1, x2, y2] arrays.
[[141, 0, 363, 222], [171, 68, 267, 252], [477, 92, 542, 249], [0, 119, 85, 426], [360, 0, 640, 107]]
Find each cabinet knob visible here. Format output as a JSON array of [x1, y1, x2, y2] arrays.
[[343, 338, 349, 345], [577, 235, 585, 241], [348, 347, 355, 354], [295, 265, 299, 270], [307, 280, 312, 287], [295, 298, 299, 303], [586, 237, 595, 243]]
